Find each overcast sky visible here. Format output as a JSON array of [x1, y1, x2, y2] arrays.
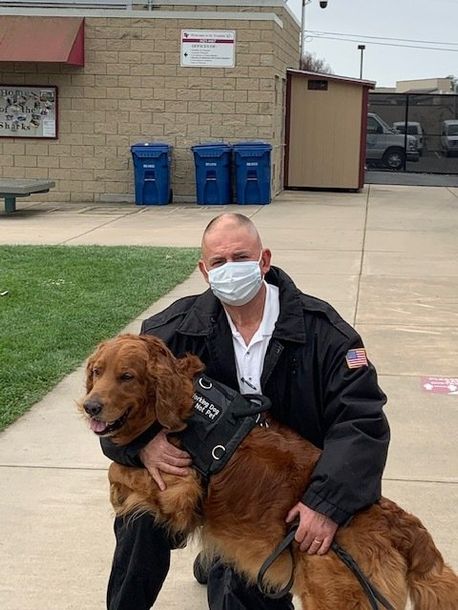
[[286, 0, 458, 87]]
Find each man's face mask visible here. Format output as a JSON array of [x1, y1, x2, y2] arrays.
[[205, 252, 263, 307]]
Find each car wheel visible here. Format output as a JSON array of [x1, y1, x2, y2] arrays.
[[382, 148, 405, 170]]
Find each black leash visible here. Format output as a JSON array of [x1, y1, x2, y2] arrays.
[[256, 526, 297, 599], [330, 542, 395, 610], [257, 526, 395, 610]]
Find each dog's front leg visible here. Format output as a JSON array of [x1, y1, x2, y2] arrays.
[[108, 462, 161, 519], [158, 470, 204, 535], [108, 462, 203, 536]]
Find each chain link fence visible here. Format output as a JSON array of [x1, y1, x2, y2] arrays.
[[368, 93, 458, 174]]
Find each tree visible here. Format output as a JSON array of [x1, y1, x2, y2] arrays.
[[300, 51, 333, 74], [445, 75, 457, 93]]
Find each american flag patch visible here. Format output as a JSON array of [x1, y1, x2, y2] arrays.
[[346, 348, 368, 369]]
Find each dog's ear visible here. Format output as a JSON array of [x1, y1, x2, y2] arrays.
[[176, 353, 205, 380], [85, 353, 97, 393], [85, 341, 107, 393], [142, 335, 201, 432]]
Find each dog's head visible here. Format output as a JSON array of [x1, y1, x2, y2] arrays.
[[81, 334, 204, 445]]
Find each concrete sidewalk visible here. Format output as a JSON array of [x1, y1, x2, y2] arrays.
[[0, 185, 457, 609]]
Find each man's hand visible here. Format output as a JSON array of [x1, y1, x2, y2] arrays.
[[285, 502, 338, 555], [139, 430, 192, 491]]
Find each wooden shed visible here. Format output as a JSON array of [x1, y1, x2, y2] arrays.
[[285, 70, 375, 190]]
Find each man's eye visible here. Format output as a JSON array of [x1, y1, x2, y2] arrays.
[[120, 372, 134, 381]]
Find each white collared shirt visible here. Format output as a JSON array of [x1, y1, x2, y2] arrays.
[[225, 282, 280, 394]]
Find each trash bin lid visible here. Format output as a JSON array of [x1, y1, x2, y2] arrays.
[[131, 142, 171, 151], [192, 142, 232, 159], [232, 140, 271, 150], [193, 141, 231, 145], [192, 142, 231, 150]]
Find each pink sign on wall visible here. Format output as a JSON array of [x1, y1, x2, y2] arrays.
[[421, 376, 458, 395]]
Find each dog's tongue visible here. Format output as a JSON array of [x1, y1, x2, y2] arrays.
[[90, 419, 108, 434]]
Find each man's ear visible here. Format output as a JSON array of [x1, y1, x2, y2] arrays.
[[198, 259, 209, 284], [260, 248, 272, 276]]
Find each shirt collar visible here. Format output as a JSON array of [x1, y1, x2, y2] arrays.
[[224, 281, 280, 340]]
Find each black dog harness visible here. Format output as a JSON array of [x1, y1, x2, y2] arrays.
[[176, 374, 271, 478]]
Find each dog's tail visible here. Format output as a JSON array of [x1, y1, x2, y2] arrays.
[[382, 498, 458, 609]]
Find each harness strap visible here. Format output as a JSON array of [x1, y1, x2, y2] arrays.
[[230, 394, 271, 418], [256, 526, 395, 610]]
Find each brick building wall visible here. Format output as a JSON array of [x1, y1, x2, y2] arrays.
[[0, 1, 299, 203]]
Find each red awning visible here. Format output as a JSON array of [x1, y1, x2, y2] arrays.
[[0, 16, 84, 66]]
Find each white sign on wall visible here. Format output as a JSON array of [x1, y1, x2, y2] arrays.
[[181, 30, 236, 68]]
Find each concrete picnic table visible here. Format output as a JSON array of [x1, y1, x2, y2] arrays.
[[0, 179, 56, 214]]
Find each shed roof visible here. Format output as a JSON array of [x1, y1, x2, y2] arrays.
[[287, 69, 376, 89]]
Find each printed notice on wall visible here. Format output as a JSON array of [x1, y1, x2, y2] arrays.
[[181, 30, 236, 68], [0, 85, 57, 139]]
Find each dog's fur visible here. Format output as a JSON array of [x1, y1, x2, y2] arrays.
[[81, 333, 458, 609]]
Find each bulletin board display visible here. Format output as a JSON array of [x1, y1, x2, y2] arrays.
[[0, 85, 58, 139]]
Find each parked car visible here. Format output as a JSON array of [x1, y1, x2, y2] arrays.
[[440, 120, 458, 157], [366, 113, 419, 170], [393, 121, 425, 156]]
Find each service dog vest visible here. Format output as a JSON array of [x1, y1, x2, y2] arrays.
[[176, 374, 271, 478]]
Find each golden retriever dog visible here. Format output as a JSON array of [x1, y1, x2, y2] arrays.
[[81, 334, 458, 610]]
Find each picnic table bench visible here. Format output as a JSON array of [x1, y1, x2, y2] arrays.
[[0, 179, 56, 214]]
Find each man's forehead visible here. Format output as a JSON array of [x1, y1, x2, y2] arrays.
[[203, 228, 258, 254], [204, 221, 256, 243]]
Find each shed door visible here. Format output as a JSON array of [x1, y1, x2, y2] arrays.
[[287, 75, 363, 189]]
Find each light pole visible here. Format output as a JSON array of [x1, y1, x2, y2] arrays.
[[300, 0, 312, 66], [300, 1, 329, 68], [358, 44, 366, 79]]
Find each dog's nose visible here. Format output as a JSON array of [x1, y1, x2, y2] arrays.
[[83, 399, 103, 416]]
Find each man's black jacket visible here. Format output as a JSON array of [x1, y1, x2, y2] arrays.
[[101, 266, 390, 526]]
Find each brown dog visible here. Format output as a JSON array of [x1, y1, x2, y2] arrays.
[[81, 333, 458, 610]]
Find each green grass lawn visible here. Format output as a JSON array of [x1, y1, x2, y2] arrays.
[[0, 245, 200, 431]]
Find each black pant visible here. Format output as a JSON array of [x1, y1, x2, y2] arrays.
[[107, 513, 294, 610]]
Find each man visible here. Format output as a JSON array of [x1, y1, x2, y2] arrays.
[[101, 212, 390, 610]]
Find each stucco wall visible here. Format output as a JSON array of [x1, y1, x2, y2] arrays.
[[0, 3, 299, 203]]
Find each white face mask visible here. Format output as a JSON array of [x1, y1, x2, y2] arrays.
[[205, 252, 263, 306]]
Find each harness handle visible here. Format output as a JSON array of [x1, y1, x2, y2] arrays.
[[231, 395, 271, 418]]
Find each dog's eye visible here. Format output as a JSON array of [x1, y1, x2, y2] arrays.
[[120, 372, 134, 381], [92, 368, 101, 377]]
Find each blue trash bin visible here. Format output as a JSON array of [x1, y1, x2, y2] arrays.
[[192, 143, 232, 205], [131, 142, 172, 205], [232, 141, 272, 205]]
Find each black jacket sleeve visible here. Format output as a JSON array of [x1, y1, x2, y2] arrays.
[[99, 421, 162, 467], [301, 333, 390, 525]]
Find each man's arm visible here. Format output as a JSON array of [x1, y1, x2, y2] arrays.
[[100, 422, 161, 467], [302, 334, 390, 526]]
